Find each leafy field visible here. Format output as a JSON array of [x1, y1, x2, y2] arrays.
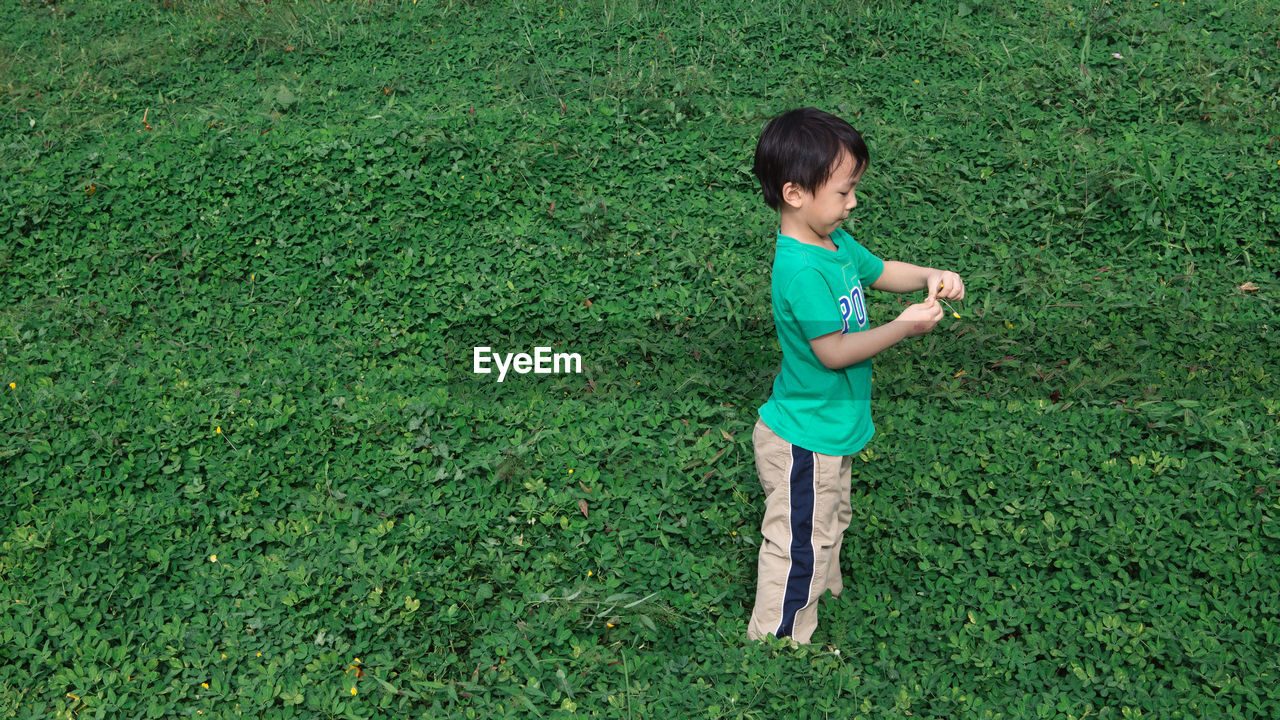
[[2, 0, 1278, 717]]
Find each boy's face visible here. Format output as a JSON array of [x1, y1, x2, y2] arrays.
[[784, 150, 863, 240]]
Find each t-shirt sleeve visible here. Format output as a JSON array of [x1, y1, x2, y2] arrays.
[[783, 267, 844, 340], [841, 230, 885, 286]]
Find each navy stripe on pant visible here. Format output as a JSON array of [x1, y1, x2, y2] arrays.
[[775, 444, 815, 638]]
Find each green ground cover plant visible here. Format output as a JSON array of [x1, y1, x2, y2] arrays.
[[1, 0, 1277, 717]]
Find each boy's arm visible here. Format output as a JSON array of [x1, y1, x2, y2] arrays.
[[809, 300, 943, 369], [871, 261, 965, 301]]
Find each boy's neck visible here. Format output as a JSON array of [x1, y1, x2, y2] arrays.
[[779, 215, 837, 251]]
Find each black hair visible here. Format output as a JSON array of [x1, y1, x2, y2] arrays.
[[752, 108, 870, 210]]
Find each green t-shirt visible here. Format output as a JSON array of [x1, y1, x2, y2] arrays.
[[759, 228, 886, 456]]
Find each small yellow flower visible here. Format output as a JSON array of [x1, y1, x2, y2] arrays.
[[351, 687, 358, 696], [202, 682, 209, 689], [587, 570, 593, 577], [607, 623, 615, 628], [216, 426, 222, 434], [210, 554, 218, 562], [7, 382, 13, 389], [221, 653, 227, 659], [568, 469, 574, 474], [257, 653, 262, 657]]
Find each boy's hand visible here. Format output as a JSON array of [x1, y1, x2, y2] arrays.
[[895, 299, 944, 337], [925, 271, 965, 302]]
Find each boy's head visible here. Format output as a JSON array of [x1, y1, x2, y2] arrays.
[[753, 108, 869, 211]]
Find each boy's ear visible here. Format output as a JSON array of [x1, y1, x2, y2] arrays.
[[780, 181, 806, 209]]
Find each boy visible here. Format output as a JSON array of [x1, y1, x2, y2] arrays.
[[747, 108, 966, 645]]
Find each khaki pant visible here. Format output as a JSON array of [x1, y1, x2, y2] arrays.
[[747, 419, 852, 645]]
